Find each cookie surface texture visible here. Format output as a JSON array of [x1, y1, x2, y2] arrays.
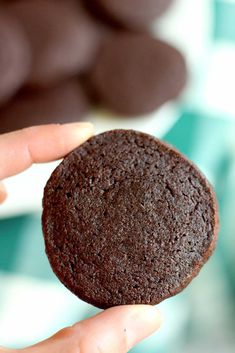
[[42, 130, 218, 308]]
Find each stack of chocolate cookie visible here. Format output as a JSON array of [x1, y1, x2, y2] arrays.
[[0, 0, 187, 134]]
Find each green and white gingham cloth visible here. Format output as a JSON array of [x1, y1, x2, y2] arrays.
[[1, 1, 235, 352]]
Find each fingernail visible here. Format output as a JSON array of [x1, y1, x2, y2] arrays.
[[63, 122, 94, 144], [0, 182, 7, 204], [126, 306, 163, 350]]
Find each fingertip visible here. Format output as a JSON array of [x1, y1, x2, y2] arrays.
[[62, 122, 94, 144], [75, 304, 163, 353], [125, 305, 163, 350], [132, 304, 163, 325], [0, 122, 95, 180]]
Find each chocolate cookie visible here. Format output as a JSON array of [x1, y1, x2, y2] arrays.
[[88, 33, 187, 116], [0, 80, 89, 134], [0, 11, 31, 105], [7, 0, 101, 87], [42, 130, 218, 309], [85, 0, 173, 29]]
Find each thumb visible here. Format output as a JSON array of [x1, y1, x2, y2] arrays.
[[20, 305, 162, 353]]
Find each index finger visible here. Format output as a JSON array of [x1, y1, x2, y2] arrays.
[[0, 123, 93, 180]]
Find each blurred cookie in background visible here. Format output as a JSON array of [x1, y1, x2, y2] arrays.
[[6, 0, 102, 87], [0, 11, 31, 105], [88, 33, 187, 116], [0, 80, 90, 134], [0, 0, 187, 126], [85, 0, 173, 29]]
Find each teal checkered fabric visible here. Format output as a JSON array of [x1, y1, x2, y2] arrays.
[[214, 0, 235, 41], [1, 1, 235, 351]]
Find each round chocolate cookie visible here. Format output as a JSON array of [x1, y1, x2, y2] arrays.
[[0, 80, 89, 134], [85, 0, 173, 29], [88, 33, 187, 116], [42, 130, 218, 309], [7, 0, 101, 87], [0, 11, 31, 104]]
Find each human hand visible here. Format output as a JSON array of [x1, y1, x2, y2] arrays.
[[0, 123, 162, 352], [0, 123, 94, 203], [1, 305, 162, 353]]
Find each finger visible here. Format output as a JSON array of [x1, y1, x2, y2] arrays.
[[0, 122, 93, 180], [0, 182, 7, 204], [0, 348, 15, 352], [24, 305, 162, 353], [77, 305, 162, 353]]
